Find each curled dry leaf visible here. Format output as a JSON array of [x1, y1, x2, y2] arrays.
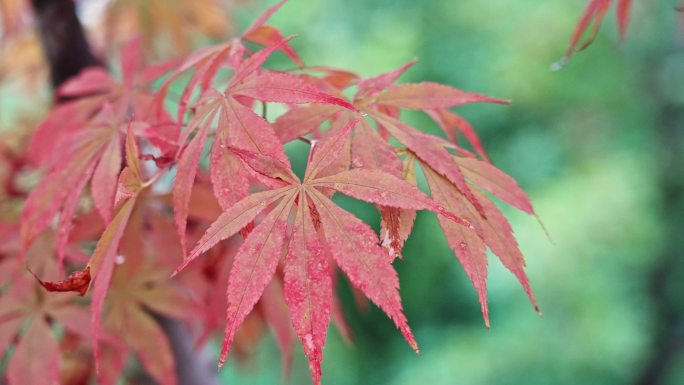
[[30, 266, 92, 296]]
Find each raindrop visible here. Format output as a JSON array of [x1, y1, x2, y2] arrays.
[[304, 333, 315, 351], [550, 57, 568, 72]]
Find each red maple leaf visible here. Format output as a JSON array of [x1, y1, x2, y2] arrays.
[[173, 119, 473, 384], [168, 38, 355, 256], [271, 60, 541, 326]]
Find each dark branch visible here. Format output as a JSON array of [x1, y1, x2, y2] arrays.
[[30, 0, 100, 89]]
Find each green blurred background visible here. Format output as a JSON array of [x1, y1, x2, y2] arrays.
[[218, 1, 684, 384]]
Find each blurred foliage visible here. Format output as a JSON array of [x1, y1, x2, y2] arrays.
[[2, 0, 683, 384]]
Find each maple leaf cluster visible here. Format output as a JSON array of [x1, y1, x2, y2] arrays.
[[1, 1, 543, 384]]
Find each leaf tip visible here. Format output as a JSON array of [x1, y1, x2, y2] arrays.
[[526, 290, 541, 316], [219, 336, 232, 369], [172, 256, 194, 277], [217, 345, 231, 370], [550, 57, 569, 72], [401, 326, 420, 354], [411, 340, 420, 354]]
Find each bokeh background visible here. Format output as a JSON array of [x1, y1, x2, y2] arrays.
[[2, 1, 683, 384]]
